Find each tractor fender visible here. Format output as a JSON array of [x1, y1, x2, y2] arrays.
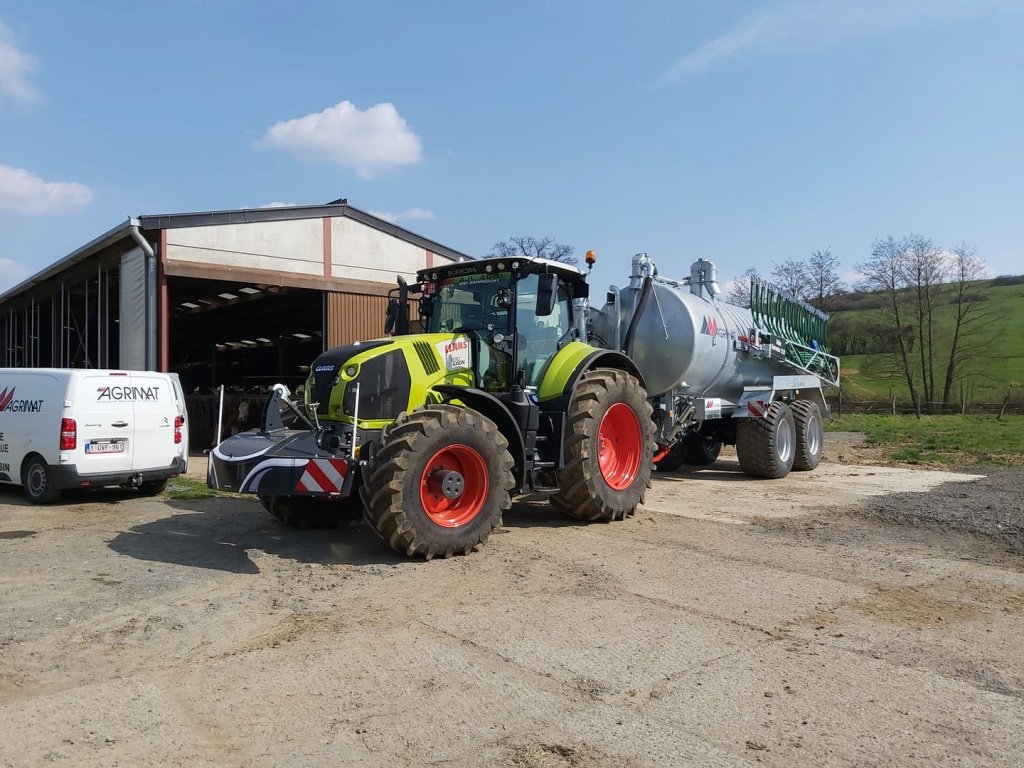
[[539, 347, 647, 411], [430, 385, 527, 487]]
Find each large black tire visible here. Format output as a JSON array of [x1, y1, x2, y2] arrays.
[[736, 401, 796, 479], [258, 493, 363, 529], [22, 455, 61, 504], [550, 369, 655, 521], [653, 434, 721, 472], [681, 434, 722, 466], [361, 405, 515, 559], [653, 440, 687, 473], [791, 400, 824, 471], [138, 479, 168, 496]]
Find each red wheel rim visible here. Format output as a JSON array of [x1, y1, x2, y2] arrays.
[[597, 403, 642, 490], [419, 444, 489, 527]]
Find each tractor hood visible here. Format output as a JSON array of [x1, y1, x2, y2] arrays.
[[306, 334, 476, 426]]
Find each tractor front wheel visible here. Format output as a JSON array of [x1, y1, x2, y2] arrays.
[[361, 405, 514, 559], [550, 369, 655, 521]]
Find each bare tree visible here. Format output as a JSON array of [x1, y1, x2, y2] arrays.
[[770, 259, 812, 301], [857, 236, 920, 413], [807, 248, 844, 312], [725, 267, 759, 308], [940, 244, 996, 407], [488, 236, 577, 266], [900, 235, 948, 410]]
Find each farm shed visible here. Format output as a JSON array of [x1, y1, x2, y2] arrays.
[[0, 201, 470, 444]]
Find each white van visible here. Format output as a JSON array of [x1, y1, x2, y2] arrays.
[[0, 368, 189, 503]]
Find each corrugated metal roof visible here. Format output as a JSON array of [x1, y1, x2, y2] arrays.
[[1, 201, 472, 303]]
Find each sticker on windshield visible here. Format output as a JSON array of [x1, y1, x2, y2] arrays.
[[436, 337, 471, 372]]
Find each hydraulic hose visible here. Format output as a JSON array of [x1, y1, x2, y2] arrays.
[[622, 276, 653, 356]]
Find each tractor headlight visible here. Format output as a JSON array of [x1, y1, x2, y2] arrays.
[[344, 364, 358, 379]]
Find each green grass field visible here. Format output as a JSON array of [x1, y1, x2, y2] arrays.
[[832, 278, 1024, 403], [826, 413, 1024, 466]]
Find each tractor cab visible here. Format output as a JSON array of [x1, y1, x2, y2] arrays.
[[400, 258, 589, 394]]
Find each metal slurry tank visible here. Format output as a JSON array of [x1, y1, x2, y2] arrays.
[[591, 254, 790, 400]]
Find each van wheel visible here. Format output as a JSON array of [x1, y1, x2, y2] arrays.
[[22, 456, 61, 504], [138, 479, 168, 496]]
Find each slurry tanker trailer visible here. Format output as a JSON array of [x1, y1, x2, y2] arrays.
[[208, 251, 839, 559]]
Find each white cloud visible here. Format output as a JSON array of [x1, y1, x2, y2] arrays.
[[0, 164, 94, 214], [258, 100, 423, 179], [258, 201, 298, 208], [660, 0, 1016, 84], [368, 207, 435, 224], [0, 20, 42, 103], [0, 256, 32, 287]]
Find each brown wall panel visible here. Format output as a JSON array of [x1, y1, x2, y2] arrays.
[[326, 292, 387, 347], [326, 292, 422, 348]]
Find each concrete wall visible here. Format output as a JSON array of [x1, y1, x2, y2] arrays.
[[164, 216, 460, 287], [165, 219, 325, 277]]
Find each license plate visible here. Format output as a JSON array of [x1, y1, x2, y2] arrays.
[[86, 441, 125, 454]]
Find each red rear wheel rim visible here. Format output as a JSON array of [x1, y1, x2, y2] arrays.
[[597, 403, 642, 490], [420, 444, 489, 527]]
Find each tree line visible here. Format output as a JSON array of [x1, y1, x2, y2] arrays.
[[726, 236, 997, 415]]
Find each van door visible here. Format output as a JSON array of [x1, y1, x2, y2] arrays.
[[128, 371, 180, 472], [71, 372, 136, 476]]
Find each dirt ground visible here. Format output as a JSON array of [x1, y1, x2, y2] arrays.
[[1, 436, 1022, 767]]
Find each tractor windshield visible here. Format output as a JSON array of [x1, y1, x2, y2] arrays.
[[421, 272, 514, 335]]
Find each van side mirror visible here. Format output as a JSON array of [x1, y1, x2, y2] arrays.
[[536, 273, 557, 317]]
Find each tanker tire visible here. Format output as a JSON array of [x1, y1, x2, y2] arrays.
[[550, 369, 655, 521], [258, 494, 363, 529], [736, 401, 796, 479], [361, 405, 514, 559], [791, 400, 824, 471]]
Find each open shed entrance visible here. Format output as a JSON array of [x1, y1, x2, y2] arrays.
[[167, 277, 324, 446]]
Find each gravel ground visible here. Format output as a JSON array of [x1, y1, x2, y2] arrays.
[[852, 468, 1024, 549], [1, 448, 1022, 767]]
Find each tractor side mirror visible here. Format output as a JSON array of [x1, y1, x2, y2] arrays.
[[384, 298, 399, 334], [536, 273, 558, 317]]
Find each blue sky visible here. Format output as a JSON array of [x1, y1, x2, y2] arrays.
[[1, 0, 1022, 295]]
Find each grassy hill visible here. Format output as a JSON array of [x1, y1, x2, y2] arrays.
[[827, 275, 1024, 404]]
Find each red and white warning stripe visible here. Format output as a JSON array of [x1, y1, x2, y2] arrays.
[[295, 458, 348, 493], [747, 399, 768, 418]]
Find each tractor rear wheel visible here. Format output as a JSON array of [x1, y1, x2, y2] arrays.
[[258, 494, 363, 529], [736, 401, 796, 479], [550, 369, 655, 521], [361, 405, 514, 559], [791, 400, 824, 471]]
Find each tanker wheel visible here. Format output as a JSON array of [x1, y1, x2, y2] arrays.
[[361, 405, 514, 559], [258, 494, 363, 529], [735, 401, 796, 479], [791, 400, 824, 471], [550, 369, 655, 521]]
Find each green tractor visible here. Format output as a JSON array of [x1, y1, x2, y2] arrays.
[[208, 255, 655, 558]]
